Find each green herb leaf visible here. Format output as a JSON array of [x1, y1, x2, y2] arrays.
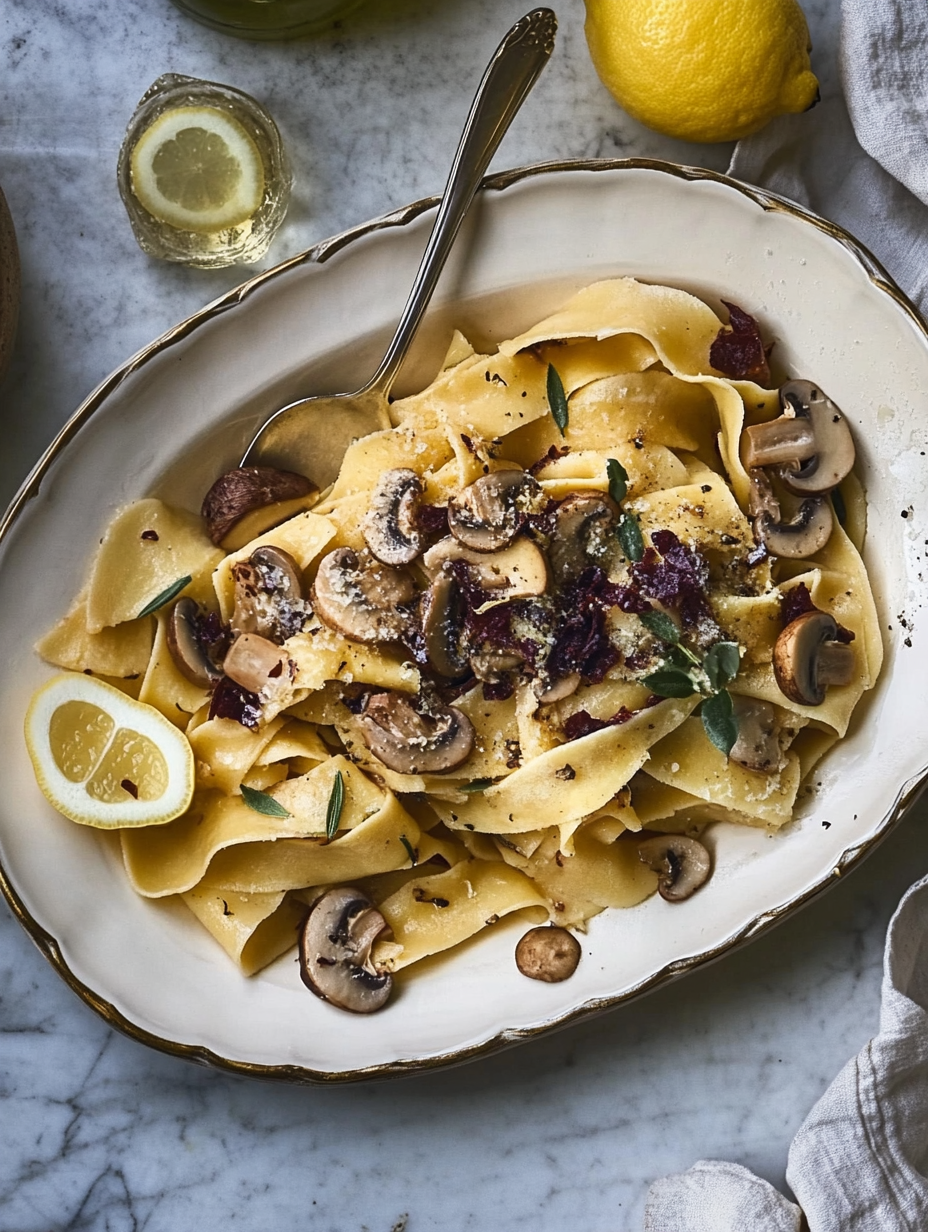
[[461, 778, 495, 793], [701, 689, 739, 756], [639, 610, 680, 645], [240, 784, 291, 819], [546, 364, 569, 436], [136, 575, 192, 619], [703, 641, 741, 692], [399, 834, 418, 865], [616, 512, 645, 562], [606, 457, 628, 505], [325, 770, 345, 840], [641, 665, 699, 698]]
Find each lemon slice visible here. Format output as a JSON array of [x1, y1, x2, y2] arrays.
[[129, 105, 265, 234], [25, 673, 195, 829]]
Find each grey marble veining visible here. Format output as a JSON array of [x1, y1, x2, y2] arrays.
[[0, 0, 918, 1229]]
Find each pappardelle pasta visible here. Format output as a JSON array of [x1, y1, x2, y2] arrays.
[[30, 278, 881, 1012]]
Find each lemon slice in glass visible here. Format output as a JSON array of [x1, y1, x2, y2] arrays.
[[129, 105, 265, 234], [25, 673, 195, 829]]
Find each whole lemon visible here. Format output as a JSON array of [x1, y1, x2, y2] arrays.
[[584, 0, 820, 144]]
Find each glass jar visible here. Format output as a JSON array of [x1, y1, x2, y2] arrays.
[[168, 0, 367, 39], [117, 74, 291, 269]]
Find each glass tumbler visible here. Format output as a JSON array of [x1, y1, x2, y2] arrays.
[[117, 74, 291, 269]]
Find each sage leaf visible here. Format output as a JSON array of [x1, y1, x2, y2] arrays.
[[617, 512, 645, 562], [325, 770, 345, 840], [703, 641, 741, 692], [461, 778, 495, 793], [240, 784, 291, 819], [639, 610, 679, 645], [606, 457, 628, 505], [137, 575, 192, 619], [701, 689, 739, 756], [546, 364, 569, 436], [641, 665, 699, 698], [399, 834, 418, 865]]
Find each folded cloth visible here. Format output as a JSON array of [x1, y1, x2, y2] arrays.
[[727, 0, 928, 315], [643, 877, 928, 1231]]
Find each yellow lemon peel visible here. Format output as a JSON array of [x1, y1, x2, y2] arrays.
[[584, 0, 820, 144]]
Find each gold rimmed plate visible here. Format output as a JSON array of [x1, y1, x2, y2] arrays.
[[1, 160, 926, 1083]]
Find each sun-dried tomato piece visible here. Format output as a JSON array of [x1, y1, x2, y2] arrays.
[[709, 301, 771, 385]]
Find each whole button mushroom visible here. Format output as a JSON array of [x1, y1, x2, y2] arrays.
[[637, 835, 712, 902], [515, 926, 581, 982], [741, 379, 855, 496], [362, 468, 426, 566], [447, 469, 542, 552], [773, 610, 856, 706], [299, 887, 393, 1014]]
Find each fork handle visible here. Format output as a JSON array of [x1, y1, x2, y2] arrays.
[[366, 8, 557, 397]]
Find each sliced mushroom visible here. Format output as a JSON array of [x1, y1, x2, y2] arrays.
[[741, 380, 855, 496], [548, 491, 619, 583], [312, 548, 416, 643], [776, 380, 856, 495], [755, 496, 833, 559], [299, 886, 392, 1013], [729, 695, 782, 773], [637, 834, 711, 902], [773, 610, 856, 706], [231, 545, 308, 643], [422, 536, 548, 600], [420, 572, 469, 678], [222, 632, 294, 699], [447, 469, 543, 552], [166, 597, 224, 687], [362, 468, 425, 565], [356, 690, 474, 774], [515, 926, 581, 982], [201, 466, 317, 546]]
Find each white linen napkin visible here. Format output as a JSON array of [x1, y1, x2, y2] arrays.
[[644, 2, 928, 1226]]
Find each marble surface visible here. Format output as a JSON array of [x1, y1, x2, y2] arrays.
[[2, 0, 926, 1228]]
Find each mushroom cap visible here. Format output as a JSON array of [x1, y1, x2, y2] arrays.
[[773, 609, 855, 706], [515, 926, 581, 982], [362, 468, 425, 566], [548, 490, 619, 583], [201, 466, 316, 546], [299, 887, 393, 1014], [777, 380, 856, 495], [356, 690, 475, 775], [447, 469, 542, 552], [756, 495, 833, 559], [231, 545, 307, 643], [312, 548, 416, 644], [637, 834, 711, 902], [166, 597, 223, 688]]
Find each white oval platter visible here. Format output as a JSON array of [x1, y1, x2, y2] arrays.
[[2, 160, 927, 1083]]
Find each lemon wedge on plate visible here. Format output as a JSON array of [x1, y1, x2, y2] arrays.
[[129, 105, 265, 234], [25, 673, 195, 829]]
